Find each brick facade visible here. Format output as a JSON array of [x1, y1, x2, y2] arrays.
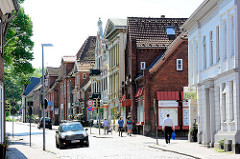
[[142, 37, 188, 135]]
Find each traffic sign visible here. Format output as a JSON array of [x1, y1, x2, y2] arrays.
[[87, 106, 93, 112], [87, 100, 94, 106]]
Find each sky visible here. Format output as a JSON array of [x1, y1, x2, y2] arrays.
[[22, 0, 204, 69]]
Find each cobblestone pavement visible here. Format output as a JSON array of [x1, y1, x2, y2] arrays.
[[6, 122, 194, 159]]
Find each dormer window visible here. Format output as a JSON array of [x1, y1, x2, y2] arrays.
[[165, 26, 175, 37], [140, 62, 146, 70], [83, 73, 86, 79]]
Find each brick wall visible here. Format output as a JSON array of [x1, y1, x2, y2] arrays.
[[144, 39, 188, 133]]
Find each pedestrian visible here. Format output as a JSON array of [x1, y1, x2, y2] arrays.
[[103, 119, 109, 135], [162, 114, 174, 144], [118, 116, 124, 137], [127, 115, 133, 136]]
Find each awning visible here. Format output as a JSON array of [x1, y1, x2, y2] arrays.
[[122, 99, 131, 107], [120, 94, 125, 103], [135, 87, 144, 97], [157, 91, 180, 100]]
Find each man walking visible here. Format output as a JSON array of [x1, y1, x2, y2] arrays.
[[103, 119, 109, 135], [162, 114, 174, 144]]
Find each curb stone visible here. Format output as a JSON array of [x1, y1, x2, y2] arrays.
[[148, 144, 201, 159]]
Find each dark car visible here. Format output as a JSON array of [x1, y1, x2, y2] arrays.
[[55, 122, 89, 149], [37, 117, 52, 129]]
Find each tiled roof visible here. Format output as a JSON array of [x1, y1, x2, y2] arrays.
[[76, 36, 96, 62], [46, 67, 61, 76], [62, 56, 76, 63], [127, 17, 187, 48]]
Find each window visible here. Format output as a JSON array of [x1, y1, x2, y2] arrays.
[[202, 36, 206, 69], [176, 59, 183, 71], [209, 31, 213, 66], [76, 76, 79, 85], [140, 62, 146, 70], [223, 20, 227, 59], [230, 15, 234, 57], [216, 26, 220, 62], [165, 26, 175, 37], [82, 73, 86, 79], [222, 83, 226, 122]]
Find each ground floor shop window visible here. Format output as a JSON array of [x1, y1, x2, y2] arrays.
[[137, 99, 144, 122], [60, 104, 64, 120], [158, 100, 178, 127]]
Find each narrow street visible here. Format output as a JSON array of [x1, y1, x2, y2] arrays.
[[6, 122, 193, 159]]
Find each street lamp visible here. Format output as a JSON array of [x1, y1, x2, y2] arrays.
[[41, 43, 53, 151], [4, 32, 26, 47]]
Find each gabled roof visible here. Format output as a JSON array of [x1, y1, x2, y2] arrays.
[[46, 67, 61, 76], [23, 77, 40, 96], [76, 36, 96, 62], [127, 17, 187, 48], [149, 34, 188, 74], [104, 18, 127, 38], [62, 56, 76, 63]]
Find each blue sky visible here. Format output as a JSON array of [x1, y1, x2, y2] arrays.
[[22, 0, 204, 68]]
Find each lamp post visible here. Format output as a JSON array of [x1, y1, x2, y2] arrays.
[[41, 43, 53, 151]]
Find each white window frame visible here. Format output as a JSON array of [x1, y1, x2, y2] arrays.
[[82, 73, 86, 79], [176, 59, 183, 71], [140, 62, 146, 70]]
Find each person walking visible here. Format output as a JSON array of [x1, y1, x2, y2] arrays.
[[162, 114, 174, 144], [103, 119, 109, 135], [118, 116, 124, 137], [127, 115, 133, 136]]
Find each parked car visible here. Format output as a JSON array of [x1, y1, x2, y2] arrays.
[[37, 117, 52, 129], [55, 121, 89, 149]]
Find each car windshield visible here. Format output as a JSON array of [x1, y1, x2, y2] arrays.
[[60, 123, 83, 132], [40, 118, 51, 122]]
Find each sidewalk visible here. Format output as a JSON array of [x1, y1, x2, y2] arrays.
[[88, 126, 240, 159], [6, 122, 57, 159], [6, 136, 57, 159]]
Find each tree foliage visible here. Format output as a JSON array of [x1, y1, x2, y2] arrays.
[[4, 4, 35, 104]]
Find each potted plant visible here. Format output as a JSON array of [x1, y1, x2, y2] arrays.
[[0, 142, 8, 159], [218, 138, 225, 150], [189, 119, 198, 142]]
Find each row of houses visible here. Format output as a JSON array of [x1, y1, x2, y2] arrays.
[[22, 0, 240, 153], [0, 0, 19, 145]]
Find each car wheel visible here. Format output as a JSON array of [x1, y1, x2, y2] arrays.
[[59, 141, 65, 149], [85, 142, 89, 147], [56, 139, 59, 148], [49, 127, 52, 130]]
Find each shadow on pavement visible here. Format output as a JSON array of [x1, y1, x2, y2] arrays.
[[10, 141, 29, 146], [6, 132, 43, 136], [6, 147, 28, 159]]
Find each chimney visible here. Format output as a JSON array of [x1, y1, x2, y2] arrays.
[[161, 15, 165, 18]]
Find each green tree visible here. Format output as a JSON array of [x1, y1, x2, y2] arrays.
[[4, 3, 35, 109], [4, 7, 34, 85]]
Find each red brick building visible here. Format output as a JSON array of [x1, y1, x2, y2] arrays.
[[135, 35, 188, 135], [47, 36, 96, 124], [122, 17, 187, 135], [45, 67, 61, 124], [72, 36, 96, 121]]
